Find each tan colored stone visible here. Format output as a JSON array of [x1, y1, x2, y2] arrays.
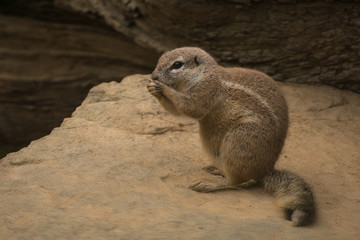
[[0, 75, 359, 239]]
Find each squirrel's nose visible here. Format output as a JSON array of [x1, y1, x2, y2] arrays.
[[151, 73, 159, 81]]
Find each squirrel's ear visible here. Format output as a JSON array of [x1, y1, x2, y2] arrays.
[[194, 56, 200, 66]]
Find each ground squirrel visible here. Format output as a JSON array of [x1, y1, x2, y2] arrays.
[[147, 47, 315, 226]]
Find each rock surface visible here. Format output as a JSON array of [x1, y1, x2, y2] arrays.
[[0, 75, 359, 239], [58, 0, 360, 92]]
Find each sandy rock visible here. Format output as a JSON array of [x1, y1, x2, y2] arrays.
[[0, 75, 359, 239]]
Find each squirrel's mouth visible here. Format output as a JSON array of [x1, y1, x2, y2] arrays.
[[146, 77, 174, 89]]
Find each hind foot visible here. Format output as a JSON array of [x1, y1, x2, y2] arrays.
[[202, 165, 224, 177], [189, 177, 227, 193], [189, 177, 259, 193]]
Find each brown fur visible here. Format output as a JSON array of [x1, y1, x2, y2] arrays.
[[147, 47, 315, 226]]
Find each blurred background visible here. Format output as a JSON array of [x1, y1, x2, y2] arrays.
[[0, 0, 359, 158]]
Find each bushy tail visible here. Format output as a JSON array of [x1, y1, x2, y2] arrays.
[[262, 170, 316, 226]]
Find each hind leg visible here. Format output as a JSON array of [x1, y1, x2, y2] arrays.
[[202, 165, 225, 176], [189, 157, 228, 192], [190, 155, 231, 192], [189, 157, 257, 193], [189, 128, 267, 193], [189, 169, 257, 192], [189, 175, 228, 193], [221, 126, 276, 184]]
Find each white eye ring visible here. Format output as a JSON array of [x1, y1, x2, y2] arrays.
[[170, 68, 184, 73]]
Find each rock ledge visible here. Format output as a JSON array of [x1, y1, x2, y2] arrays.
[[1, 75, 359, 239]]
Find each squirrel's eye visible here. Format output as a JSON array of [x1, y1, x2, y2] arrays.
[[170, 61, 184, 70]]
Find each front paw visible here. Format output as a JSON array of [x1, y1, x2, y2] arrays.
[[147, 81, 163, 97]]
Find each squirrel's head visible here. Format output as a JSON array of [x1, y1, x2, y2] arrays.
[[151, 47, 217, 89]]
